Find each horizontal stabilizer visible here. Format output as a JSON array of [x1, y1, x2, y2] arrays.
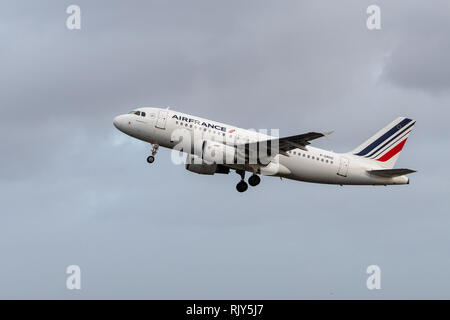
[[367, 168, 416, 178]]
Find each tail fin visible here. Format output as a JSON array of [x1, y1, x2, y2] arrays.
[[351, 117, 416, 168]]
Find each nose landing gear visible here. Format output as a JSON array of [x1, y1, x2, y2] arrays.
[[146, 144, 159, 164]]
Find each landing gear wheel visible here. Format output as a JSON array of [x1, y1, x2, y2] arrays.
[[236, 180, 248, 193], [146, 155, 155, 163], [248, 174, 261, 187]]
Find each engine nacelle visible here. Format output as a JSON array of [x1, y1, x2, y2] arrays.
[[185, 154, 230, 175], [202, 140, 237, 164]]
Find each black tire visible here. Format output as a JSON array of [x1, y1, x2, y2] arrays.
[[236, 181, 248, 192], [146, 156, 155, 163], [248, 175, 261, 187]]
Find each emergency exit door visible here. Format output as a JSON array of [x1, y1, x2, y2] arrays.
[[337, 157, 349, 177]]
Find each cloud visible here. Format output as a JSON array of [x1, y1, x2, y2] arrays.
[[1, 0, 450, 298], [381, 0, 450, 93]]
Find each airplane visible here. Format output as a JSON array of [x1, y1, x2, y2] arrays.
[[113, 107, 416, 192]]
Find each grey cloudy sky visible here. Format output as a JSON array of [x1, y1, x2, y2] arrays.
[[1, 0, 450, 299]]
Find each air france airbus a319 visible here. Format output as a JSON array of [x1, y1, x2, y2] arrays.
[[113, 107, 416, 192]]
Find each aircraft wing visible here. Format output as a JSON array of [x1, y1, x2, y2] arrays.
[[276, 132, 332, 152], [238, 131, 332, 158]]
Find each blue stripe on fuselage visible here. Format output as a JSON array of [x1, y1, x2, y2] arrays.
[[354, 118, 412, 156]]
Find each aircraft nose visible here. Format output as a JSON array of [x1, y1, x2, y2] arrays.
[[113, 115, 127, 131], [113, 115, 120, 128]]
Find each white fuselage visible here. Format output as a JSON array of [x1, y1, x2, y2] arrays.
[[113, 107, 409, 186]]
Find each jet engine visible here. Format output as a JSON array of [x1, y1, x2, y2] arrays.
[[185, 154, 230, 175], [201, 140, 238, 164]]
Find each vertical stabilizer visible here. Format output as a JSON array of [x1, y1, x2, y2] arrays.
[[351, 117, 416, 168]]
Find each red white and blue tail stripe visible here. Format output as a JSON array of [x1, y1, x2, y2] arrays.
[[352, 117, 415, 167]]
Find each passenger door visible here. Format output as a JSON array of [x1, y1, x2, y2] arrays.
[[155, 109, 168, 129]]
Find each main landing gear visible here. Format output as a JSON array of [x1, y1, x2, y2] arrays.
[[248, 174, 261, 187], [146, 144, 159, 164], [236, 170, 248, 193], [235, 170, 261, 192]]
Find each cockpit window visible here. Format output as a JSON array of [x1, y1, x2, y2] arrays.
[[128, 110, 145, 116]]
